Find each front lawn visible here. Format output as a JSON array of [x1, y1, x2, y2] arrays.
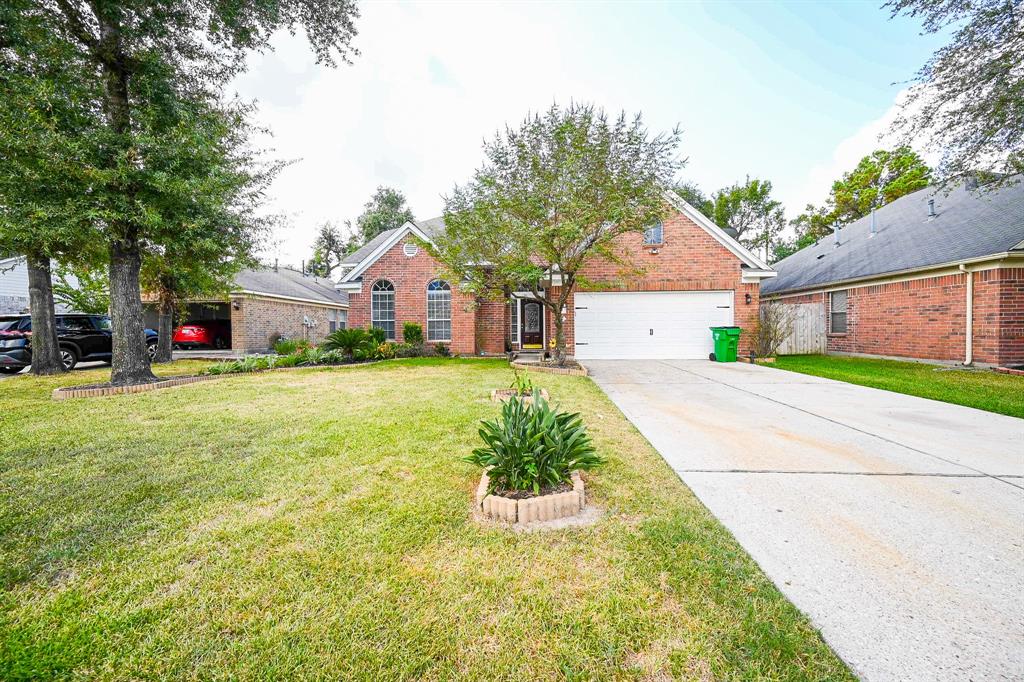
[[771, 355, 1024, 419], [1, 359, 850, 680]]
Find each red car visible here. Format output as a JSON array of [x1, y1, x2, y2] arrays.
[[173, 320, 231, 349]]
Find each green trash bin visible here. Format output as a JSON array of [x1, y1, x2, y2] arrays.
[[709, 326, 741, 363]]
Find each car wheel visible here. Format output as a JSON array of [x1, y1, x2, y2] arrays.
[[0, 366, 22, 375], [147, 341, 158, 361], [60, 347, 78, 371]]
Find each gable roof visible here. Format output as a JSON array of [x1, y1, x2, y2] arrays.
[[234, 266, 348, 306], [762, 178, 1024, 295], [338, 197, 773, 285]]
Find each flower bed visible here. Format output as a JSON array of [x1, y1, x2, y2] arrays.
[[465, 389, 601, 526], [510, 361, 587, 377]]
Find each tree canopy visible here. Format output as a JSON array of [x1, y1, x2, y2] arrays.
[[355, 187, 415, 245], [710, 178, 786, 259], [429, 104, 683, 364], [773, 147, 932, 262], [887, 0, 1023, 183]]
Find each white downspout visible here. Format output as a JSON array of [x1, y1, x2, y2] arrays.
[[959, 264, 973, 365]]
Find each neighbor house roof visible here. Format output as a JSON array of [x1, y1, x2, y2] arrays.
[[762, 178, 1024, 296], [234, 266, 349, 307]]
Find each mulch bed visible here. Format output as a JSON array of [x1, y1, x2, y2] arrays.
[[492, 482, 573, 500]]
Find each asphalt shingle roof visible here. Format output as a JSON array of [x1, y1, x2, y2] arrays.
[[763, 178, 1024, 295], [340, 218, 447, 267], [233, 267, 348, 306]]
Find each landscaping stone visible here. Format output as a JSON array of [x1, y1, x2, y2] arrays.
[[52, 375, 218, 400], [510, 361, 587, 377], [476, 470, 586, 524]]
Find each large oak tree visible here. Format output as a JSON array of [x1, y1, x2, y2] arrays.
[[1, 0, 358, 384]]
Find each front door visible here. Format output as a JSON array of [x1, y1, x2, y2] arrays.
[[521, 301, 543, 349]]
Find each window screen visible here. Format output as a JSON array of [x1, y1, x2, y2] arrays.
[[830, 290, 848, 334]]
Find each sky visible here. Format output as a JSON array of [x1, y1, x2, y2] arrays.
[[230, 0, 946, 269]]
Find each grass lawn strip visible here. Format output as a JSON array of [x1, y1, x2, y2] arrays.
[[1, 358, 852, 680], [770, 354, 1024, 419]]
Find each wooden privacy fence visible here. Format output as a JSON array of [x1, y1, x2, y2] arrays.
[[776, 302, 826, 355]]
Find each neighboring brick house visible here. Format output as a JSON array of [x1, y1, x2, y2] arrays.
[[761, 178, 1024, 367], [336, 191, 775, 359], [143, 266, 349, 354]]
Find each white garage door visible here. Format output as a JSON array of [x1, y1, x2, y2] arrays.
[[573, 291, 734, 359]]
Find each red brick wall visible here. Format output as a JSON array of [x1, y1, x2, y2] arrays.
[[769, 267, 1023, 366], [975, 267, 1024, 365], [347, 234, 475, 355], [346, 212, 759, 358], [548, 210, 760, 355], [826, 273, 967, 361]]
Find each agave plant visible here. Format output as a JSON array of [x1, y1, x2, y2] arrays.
[[464, 391, 603, 495]]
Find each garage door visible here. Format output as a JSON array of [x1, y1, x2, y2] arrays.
[[573, 291, 734, 359]]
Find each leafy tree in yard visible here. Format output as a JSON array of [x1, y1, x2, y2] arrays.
[[355, 187, 415, 245], [710, 177, 786, 260], [429, 104, 683, 365], [1, 1, 359, 385], [141, 103, 278, 363], [0, 17, 104, 374], [887, 0, 1023, 184]]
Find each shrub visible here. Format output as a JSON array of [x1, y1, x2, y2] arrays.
[[366, 326, 386, 345], [375, 342, 397, 360], [297, 346, 332, 366], [395, 342, 418, 358], [323, 328, 367, 357], [509, 368, 534, 395], [402, 322, 423, 345], [753, 301, 797, 358], [273, 339, 299, 356], [273, 353, 302, 368], [434, 342, 451, 357], [204, 355, 273, 375], [464, 391, 603, 495]]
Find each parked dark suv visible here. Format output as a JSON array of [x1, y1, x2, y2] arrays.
[[0, 314, 158, 374]]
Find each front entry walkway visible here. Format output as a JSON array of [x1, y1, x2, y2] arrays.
[[586, 359, 1024, 681]]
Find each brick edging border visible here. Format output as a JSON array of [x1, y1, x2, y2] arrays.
[[995, 366, 1024, 376], [476, 470, 586, 524], [510, 362, 588, 377], [52, 374, 218, 400]]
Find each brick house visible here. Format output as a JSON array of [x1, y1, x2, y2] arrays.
[[336, 191, 775, 359], [761, 179, 1024, 367]]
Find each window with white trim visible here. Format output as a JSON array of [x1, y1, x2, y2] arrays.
[[509, 299, 519, 344], [371, 280, 395, 340], [643, 221, 664, 245], [426, 280, 451, 341], [830, 290, 848, 334]]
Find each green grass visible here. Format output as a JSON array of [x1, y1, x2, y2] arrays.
[[0, 359, 851, 680], [771, 355, 1024, 419]]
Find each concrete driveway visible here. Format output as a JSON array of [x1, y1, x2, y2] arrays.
[[586, 360, 1023, 681]]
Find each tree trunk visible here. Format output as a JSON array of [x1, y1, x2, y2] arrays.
[[26, 253, 65, 375], [155, 291, 174, 363], [96, 11, 153, 385], [109, 233, 156, 385]]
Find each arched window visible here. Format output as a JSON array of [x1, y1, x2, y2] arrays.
[[426, 279, 451, 342], [371, 280, 395, 340]]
